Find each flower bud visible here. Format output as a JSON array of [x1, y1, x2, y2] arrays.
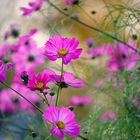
[[68, 106, 74, 111], [43, 89, 48, 95], [73, 0, 79, 5], [2, 58, 9, 64], [63, 7, 68, 11], [31, 132, 37, 138], [132, 34, 137, 40], [57, 82, 68, 88], [12, 98, 19, 104], [12, 30, 20, 38], [21, 71, 28, 84], [49, 92, 55, 96]]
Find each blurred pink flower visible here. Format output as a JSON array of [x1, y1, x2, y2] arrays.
[[0, 60, 13, 81], [132, 98, 140, 107], [0, 89, 17, 113], [20, 0, 44, 16], [99, 111, 117, 122], [43, 106, 80, 139], [87, 43, 112, 58], [95, 79, 104, 87], [11, 28, 37, 52], [49, 70, 85, 88], [65, 0, 79, 5], [28, 70, 50, 92], [11, 83, 40, 112], [0, 83, 40, 113], [70, 95, 93, 106], [12, 43, 44, 73], [89, 41, 140, 71], [85, 37, 94, 48], [107, 41, 140, 71], [13, 69, 35, 86], [4, 24, 20, 40], [44, 34, 82, 65], [0, 43, 11, 59]]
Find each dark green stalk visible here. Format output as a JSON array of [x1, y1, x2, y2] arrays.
[[43, 92, 50, 106], [55, 60, 64, 106]]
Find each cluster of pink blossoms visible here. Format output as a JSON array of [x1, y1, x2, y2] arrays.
[[0, 27, 43, 113], [0, 29, 90, 139], [27, 34, 84, 139], [87, 39, 140, 71]]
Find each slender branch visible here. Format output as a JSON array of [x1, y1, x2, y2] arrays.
[[55, 84, 60, 106], [55, 60, 64, 106], [45, 134, 52, 140], [78, 135, 89, 140], [46, 0, 140, 54], [43, 92, 50, 106], [0, 81, 43, 114]]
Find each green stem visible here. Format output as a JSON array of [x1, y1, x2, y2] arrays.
[[78, 135, 89, 140], [55, 86, 60, 106], [45, 134, 52, 140], [0, 81, 43, 114], [55, 60, 64, 106], [43, 92, 50, 106]]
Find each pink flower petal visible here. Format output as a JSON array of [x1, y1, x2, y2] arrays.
[[50, 127, 64, 139], [43, 106, 59, 124], [63, 120, 80, 137], [58, 107, 75, 123]]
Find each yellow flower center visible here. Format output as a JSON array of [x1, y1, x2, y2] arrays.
[[57, 121, 65, 129], [36, 82, 44, 89], [58, 49, 68, 55]]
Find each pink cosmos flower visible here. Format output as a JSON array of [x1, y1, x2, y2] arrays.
[[107, 41, 140, 71], [0, 60, 13, 81], [11, 83, 40, 112], [20, 0, 44, 16], [13, 69, 35, 86], [65, 0, 79, 5], [4, 24, 20, 40], [70, 95, 93, 106], [28, 70, 50, 92], [48, 70, 84, 88], [99, 111, 117, 122], [0, 89, 16, 113], [0, 84, 40, 113], [87, 43, 112, 58], [12, 43, 44, 73], [0, 43, 11, 59], [11, 28, 37, 52], [44, 34, 82, 65], [132, 98, 140, 107], [43, 106, 80, 139], [89, 41, 140, 71]]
